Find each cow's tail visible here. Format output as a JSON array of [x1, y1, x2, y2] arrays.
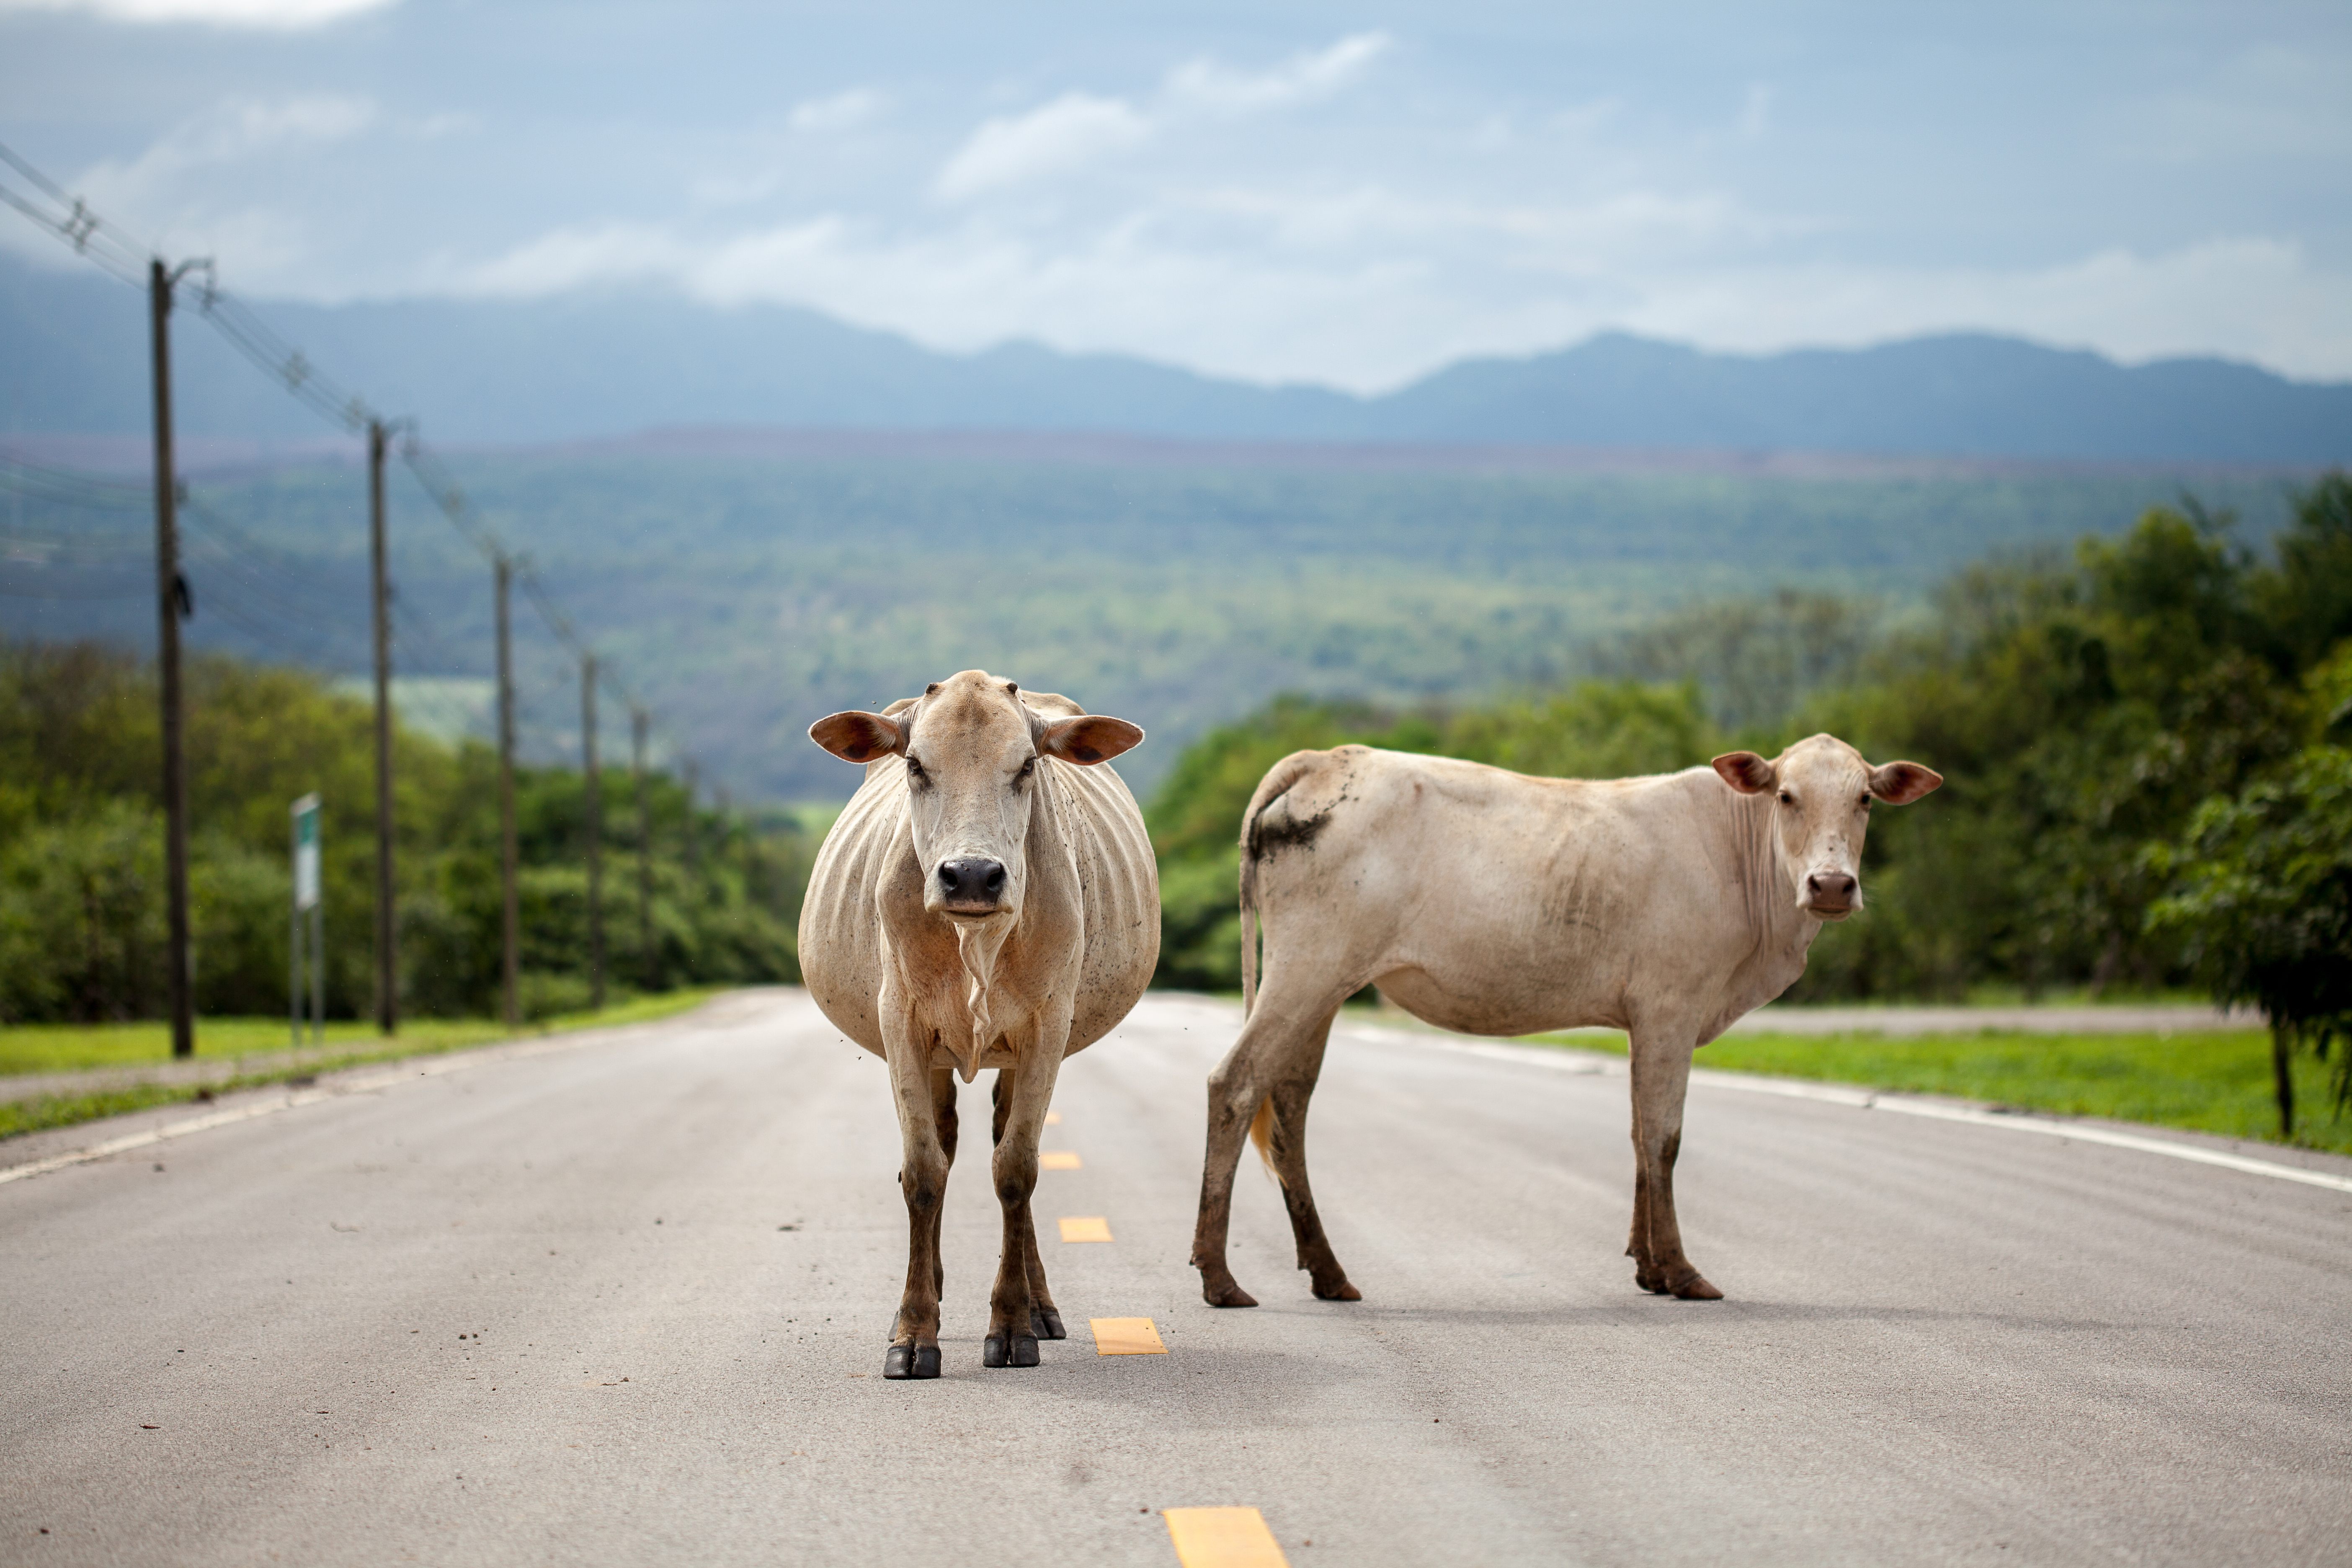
[[1237, 751, 1323, 1184], [1236, 749, 1319, 1019]]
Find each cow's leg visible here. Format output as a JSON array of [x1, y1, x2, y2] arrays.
[[982, 1035, 1067, 1368], [883, 1029, 952, 1380], [1625, 1024, 1723, 1301], [994, 1071, 1064, 1341], [1193, 977, 1354, 1308], [928, 1066, 957, 1305], [1264, 1033, 1359, 1301]]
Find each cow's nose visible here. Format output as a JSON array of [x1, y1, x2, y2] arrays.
[[1807, 872, 1857, 905], [937, 858, 1008, 906]]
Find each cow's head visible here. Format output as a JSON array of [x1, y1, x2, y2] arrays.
[[808, 670, 1143, 923], [1711, 734, 1941, 921]]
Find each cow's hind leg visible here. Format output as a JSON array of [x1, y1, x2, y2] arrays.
[[994, 1073, 1064, 1341], [1193, 979, 1354, 1308], [1625, 1024, 1723, 1301], [1262, 1030, 1359, 1300]]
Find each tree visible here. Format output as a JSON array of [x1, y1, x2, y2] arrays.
[[2147, 740, 2352, 1136]]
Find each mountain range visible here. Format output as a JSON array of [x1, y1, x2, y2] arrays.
[[2, 255, 2347, 464]]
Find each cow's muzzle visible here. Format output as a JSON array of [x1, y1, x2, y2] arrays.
[[936, 857, 1009, 916], [1804, 871, 1859, 919]]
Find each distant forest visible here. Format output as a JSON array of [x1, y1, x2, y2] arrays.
[[0, 446, 2302, 803], [6, 476, 2345, 1039]]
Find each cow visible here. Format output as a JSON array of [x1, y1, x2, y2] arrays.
[[799, 671, 1159, 1379], [1190, 733, 1942, 1309]]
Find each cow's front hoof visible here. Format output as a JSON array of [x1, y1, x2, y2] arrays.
[[982, 1333, 1041, 1368], [883, 1344, 941, 1380], [1671, 1273, 1724, 1301], [1031, 1306, 1066, 1341]]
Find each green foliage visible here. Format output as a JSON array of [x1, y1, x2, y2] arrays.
[[0, 641, 806, 1024], [2147, 739, 2352, 1126], [1527, 1027, 2350, 1155], [1144, 472, 2352, 1037]]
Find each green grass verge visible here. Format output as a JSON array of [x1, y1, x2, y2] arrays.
[[1527, 1027, 2352, 1156], [0, 988, 728, 1145]]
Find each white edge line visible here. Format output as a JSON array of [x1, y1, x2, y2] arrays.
[[0, 1028, 636, 1187], [1369, 1030, 2352, 1197]]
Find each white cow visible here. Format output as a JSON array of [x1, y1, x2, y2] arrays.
[[1191, 733, 1941, 1308], [800, 671, 1158, 1378]]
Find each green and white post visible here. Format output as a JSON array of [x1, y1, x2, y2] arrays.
[[291, 794, 322, 1047]]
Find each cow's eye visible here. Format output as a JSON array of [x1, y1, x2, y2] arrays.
[[1015, 758, 1036, 784], [905, 757, 927, 784], [1859, 794, 1873, 809], [1777, 789, 1795, 806]]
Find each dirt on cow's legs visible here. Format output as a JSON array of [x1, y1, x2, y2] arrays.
[[886, 1130, 951, 1375], [1266, 1060, 1359, 1302], [929, 1068, 957, 1305], [983, 1049, 1065, 1368], [1195, 987, 1363, 1306], [1193, 1034, 1269, 1307], [993, 1074, 1064, 1341], [1626, 1030, 1723, 1302]]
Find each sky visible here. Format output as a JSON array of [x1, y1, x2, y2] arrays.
[[1, 1, 2347, 392]]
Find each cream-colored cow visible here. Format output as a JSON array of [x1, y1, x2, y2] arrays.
[[801, 672, 1158, 1378], [1191, 733, 1940, 1309]]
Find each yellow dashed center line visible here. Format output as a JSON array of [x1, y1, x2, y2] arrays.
[[1057, 1215, 1113, 1243], [1044, 1110, 1062, 1124], [1038, 1150, 1082, 1171], [1163, 1506, 1289, 1567], [1090, 1317, 1165, 1356]]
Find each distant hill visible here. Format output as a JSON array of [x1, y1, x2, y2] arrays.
[[3, 254, 2347, 463]]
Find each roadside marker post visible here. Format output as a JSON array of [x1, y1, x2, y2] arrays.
[[289, 794, 322, 1046]]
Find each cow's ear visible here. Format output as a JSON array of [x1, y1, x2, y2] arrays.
[[1869, 761, 1943, 805], [809, 711, 904, 764], [1712, 752, 1777, 794], [1038, 714, 1143, 766]]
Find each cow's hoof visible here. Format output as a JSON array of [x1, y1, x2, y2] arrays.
[[1031, 1306, 1067, 1341], [1310, 1275, 1362, 1302], [1632, 1266, 1669, 1295], [1672, 1274, 1724, 1301], [1199, 1271, 1259, 1308], [883, 1344, 941, 1380], [982, 1333, 1040, 1368]]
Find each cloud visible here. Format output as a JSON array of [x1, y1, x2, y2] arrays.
[[74, 95, 377, 206], [934, 93, 1150, 201], [1624, 238, 2352, 382], [434, 206, 2352, 393], [790, 89, 885, 135], [0, 0, 392, 26], [1166, 32, 1390, 115]]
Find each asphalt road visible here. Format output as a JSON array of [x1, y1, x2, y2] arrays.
[[4, 990, 2347, 1567]]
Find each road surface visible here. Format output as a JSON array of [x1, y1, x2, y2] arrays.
[[3, 990, 2347, 1566]]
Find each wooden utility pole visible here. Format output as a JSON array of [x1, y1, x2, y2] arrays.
[[632, 707, 652, 988], [150, 258, 193, 1060], [368, 420, 397, 1034], [495, 554, 519, 1028], [581, 655, 604, 1011], [683, 759, 701, 888]]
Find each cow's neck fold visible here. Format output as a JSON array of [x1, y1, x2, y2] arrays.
[[951, 918, 1011, 1082]]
